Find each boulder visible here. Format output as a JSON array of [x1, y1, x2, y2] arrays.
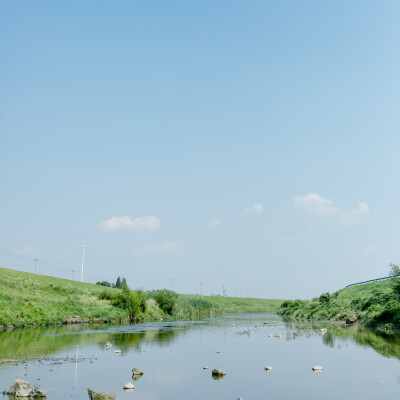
[[8, 379, 32, 397], [132, 367, 144, 376], [87, 389, 115, 400]]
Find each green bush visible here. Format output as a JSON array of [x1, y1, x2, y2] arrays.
[[152, 289, 178, 315], [112, 288, 142, 321]]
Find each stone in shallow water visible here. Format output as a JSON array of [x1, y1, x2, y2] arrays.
[[123, 382, 134, 390], [32, 388, 47, 398], [312, 365, 324, 372], [87, 389, 115, 400], [132, 367, 144, 375], [8, 379, 32, 397], [212, 368, 226, 376]]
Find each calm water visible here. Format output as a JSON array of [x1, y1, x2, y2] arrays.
[[1, 313, 400, 399]]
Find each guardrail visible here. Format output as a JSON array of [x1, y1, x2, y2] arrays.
[[345, 276, 391, 288]]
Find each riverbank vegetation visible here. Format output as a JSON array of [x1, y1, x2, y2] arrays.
[[0, 268, 282, 328], [279, 266, 400, 331]]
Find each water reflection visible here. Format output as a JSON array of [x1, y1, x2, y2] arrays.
[[0, 322, 190, 360], [284, 321, 400, 360]]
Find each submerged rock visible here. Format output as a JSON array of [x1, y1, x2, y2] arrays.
[[8, 379, 32, 397], [132, 367, 144, 376], [87, 389, 115, 400], [32, 388, 47, 398]]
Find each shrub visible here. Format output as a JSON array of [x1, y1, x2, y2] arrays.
[[112, 288, 142, 321], [96, 281, 111, 287], [152, 289, 178, 315]]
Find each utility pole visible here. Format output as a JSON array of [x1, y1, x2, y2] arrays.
[[34, 258, 39, 274], [80, 245, 86, 283], [71, 269, 75, 281]]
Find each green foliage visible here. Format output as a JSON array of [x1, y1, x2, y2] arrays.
[[152, 289, 178, 315], [278, 271, 400, 331], [0, 268, 128, 328], [98, 290, 114, 300], [111, 288, 142, 321], [113, 276, 128, 290], [96, 281, 111, 287], [389, 264, 400, 297], [0, 268, 283, 328], [319, 292, 331, 306]]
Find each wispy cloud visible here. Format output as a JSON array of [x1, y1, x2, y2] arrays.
[[206, 219, 221, 228], [135, 241, 185, 255], [243, 203, 264, 214], [98, 216, 161, 231], [293, 193, 369, 225]]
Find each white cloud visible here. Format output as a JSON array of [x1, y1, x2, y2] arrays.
[[136, 241, 185, 255], [99, 216, 161, 231], [206, 219, 221, 228], [293, 193, 369, 225], [243, 203, 264, 214]]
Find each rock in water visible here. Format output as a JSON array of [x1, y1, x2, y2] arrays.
[[123, 382, 134, 390], [87, 389, 115, 400], [212, 368, 226, 376], [312, 365, 324, 372], [114, 350, 121, 353], [132, 367, 144, 375], [264, 366, 273, 371], [8, 379, 32, 397], [32, 388, 47, 398]]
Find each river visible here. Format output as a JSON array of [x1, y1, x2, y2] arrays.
[[1, 313, 400, 399]]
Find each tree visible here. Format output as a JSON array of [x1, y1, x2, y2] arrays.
[[114, 276, 122, 289], [389, 264, 400, 296]]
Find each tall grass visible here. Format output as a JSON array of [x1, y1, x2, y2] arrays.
[[279, 279, 400, 331], [0, 268, 282, 328]]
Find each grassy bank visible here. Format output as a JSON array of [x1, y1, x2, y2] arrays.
[[279, 279, 400, 330], [0, 268, 282, 328]]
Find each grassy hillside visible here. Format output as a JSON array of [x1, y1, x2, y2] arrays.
[[279, 278, 400, 330], [0, 268, 282, 328]]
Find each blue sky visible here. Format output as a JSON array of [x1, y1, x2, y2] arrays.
[[1, 1, 399, 299]]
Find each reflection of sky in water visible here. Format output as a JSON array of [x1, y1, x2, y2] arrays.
[[0, 313, 399, 400]]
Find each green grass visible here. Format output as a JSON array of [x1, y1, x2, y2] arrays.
[[279, 278, 400, 331], [0, 268, 282, 328], [0, 268, 129, 327]]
